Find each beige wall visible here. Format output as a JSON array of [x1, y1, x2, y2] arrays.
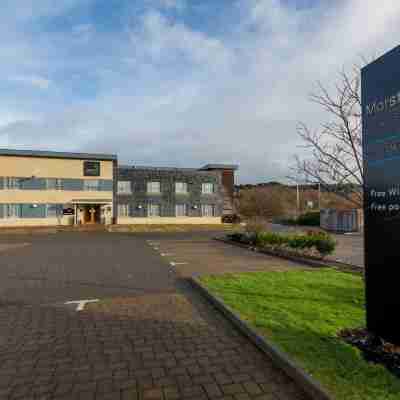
[[0, 155, 113, 179], [0, 216, 74, 227], [118, 217, 222, 225], [0, 190, 112, 204]]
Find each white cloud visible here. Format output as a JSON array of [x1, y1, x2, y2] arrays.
[[129, 11, 232, 68], [9, 75, 52, 90]]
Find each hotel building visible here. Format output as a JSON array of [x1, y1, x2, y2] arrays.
[[0, 149, 237, 226]]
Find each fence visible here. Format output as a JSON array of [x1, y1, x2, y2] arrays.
[[320, 209, 363, 233]]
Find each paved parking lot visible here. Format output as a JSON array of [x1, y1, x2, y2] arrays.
[[0, 232, 176, 306], [0, 232, 310, 400], [142, 235, 306, 278]]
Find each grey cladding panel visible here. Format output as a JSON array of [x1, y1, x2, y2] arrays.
[[20, 204, 46, 218], [20, 178, 47, 190], [100, 180, 113, 191], [62, 179, 84, 191]]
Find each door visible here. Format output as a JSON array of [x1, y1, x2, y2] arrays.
[[83, 205, 101, 224]]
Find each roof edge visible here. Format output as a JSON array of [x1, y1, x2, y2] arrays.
[[0, 148, 117, 161], [199, 164, 239, 171]]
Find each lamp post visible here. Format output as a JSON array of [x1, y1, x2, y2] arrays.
[[318, 182, 321, 210]]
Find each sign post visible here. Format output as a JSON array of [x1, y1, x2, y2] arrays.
[[362, 45, 400, 345]]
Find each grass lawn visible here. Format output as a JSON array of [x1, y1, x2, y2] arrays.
[[201, 269, 400, 400]]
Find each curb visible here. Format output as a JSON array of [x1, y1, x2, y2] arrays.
[[190, 277, 333, 400], [215, 237, 362, 273]]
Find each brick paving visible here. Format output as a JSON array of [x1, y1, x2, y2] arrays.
[[0, 233, 311, 400], [0, 289, 309, 400]]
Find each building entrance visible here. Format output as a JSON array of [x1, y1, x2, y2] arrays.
[[82, 205, 101, 224]]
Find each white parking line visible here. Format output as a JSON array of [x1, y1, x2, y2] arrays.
[[161, 253, 174, 257], [170, 262, 188, 267], [65, 299, 99, 312]]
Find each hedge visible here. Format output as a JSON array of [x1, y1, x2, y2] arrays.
[[277, 211, 320, 227], [227, 230, 336, 257], [296, 211, 320, 226]]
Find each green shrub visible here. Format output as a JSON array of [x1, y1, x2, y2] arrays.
[[296, 211, 320, 226], [313, 233, 336, 256], [256, 231, 285, 247], [228, 229, 336, 257]]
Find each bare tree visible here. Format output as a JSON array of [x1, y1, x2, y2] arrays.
[[237, 187, 289, 219], [291, 66, 364, 207]]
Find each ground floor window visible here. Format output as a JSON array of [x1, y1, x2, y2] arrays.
[[148, 204, 160, 217], [4, 204, 20, 218], [46, 204, 63, 217], [20, 204, 47, 218], [0, 204, 64, 219], [201, 204, 215, 217], [118, 204, 130, 217], [175, 204, 187, 217]]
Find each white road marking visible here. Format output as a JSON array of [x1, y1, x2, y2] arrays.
[[161, 253, 174, 256], [65, 299, 99, 312], [147, 241, 160, 245], [170, 262, 188, 267]]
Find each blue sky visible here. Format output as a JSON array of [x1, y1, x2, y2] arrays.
[[1, 0, 399, 182]]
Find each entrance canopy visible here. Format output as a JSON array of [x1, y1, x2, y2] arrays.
[[70, 199, 112, 204]]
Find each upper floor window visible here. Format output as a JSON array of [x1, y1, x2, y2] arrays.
[[46, 178, 62, 190], [4, 178, 21, 190], [148, 203, 160, 217], [202, 183, 214, 194], [84, 180, 100, 191], [118, 181, 132, 194], [147, 181, 161, 194], [175, 182, 188, 194], [201, 204, 215, 217]]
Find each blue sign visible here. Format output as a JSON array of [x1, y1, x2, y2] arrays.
[[362, 44, 400, 344]]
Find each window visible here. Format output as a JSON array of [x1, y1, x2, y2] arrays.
[[20, 204, 46, 218], [202, 183, 214, 194], [20, 178, 46, 190], [118, 204, 130, 217], [83, 161, 100, 176], [148, 204, 160, 217], [4, 204, 20, 218], [5, 178, 21, 190], [47, 179, 62, 190], [47, 204, 63, 217], [175, 204, 187, 217], [175, 182, 188, 194], [99, 180, 113, 191], [118, 181, 132, 194], [147, 181, 161, 194], [84, 180, 100, 191], [63, 179, 84, 191], [201, 204, 215, 217]]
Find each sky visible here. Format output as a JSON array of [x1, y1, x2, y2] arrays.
[[1, 0, 400, 183]]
